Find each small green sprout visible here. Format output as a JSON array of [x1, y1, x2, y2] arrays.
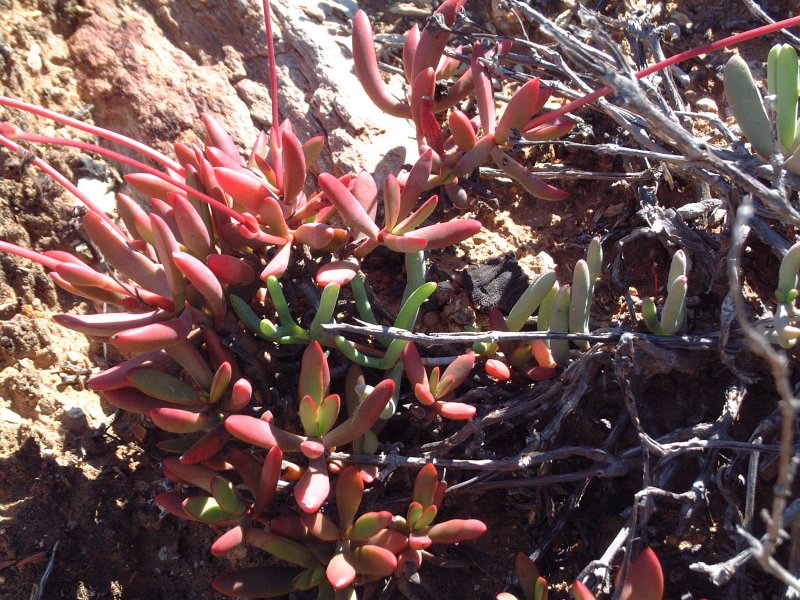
[[641, 250, 688, 336]]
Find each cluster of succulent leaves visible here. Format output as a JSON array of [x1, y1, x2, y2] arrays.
[[725, 43, 800, 175], [352, 0, 575, 206], [724, 42, 800, 347], [4, 0, 798, 598]]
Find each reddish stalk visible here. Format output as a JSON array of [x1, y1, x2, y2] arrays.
[[0, 95, 181, 173], [2, 127, 258, 231], [0, 132, 123, 233], [262, 0, 280, 130], [0, 240, 62, 270], [524, 14, 800, 131]]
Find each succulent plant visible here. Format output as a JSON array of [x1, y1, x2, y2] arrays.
[[481, 237, 602, 379], [401, 342, 477, 420], [725, 44, 800, 174], [641, 249, 688, 336], [770, 240, 800, 348], [352, 2, 575, 204]]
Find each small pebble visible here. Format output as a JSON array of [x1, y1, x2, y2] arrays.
[[695, 97, 718, 113]]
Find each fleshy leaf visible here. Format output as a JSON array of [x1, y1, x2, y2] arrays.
[[336, 466, 364, 531]]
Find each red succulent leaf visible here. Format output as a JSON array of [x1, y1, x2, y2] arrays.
[[383, 174, 402, 232], [495, 78, 541, 145], [302, 135, 325, 167], [163, 456, 216, 491], [294, 454, 330, 513], [206, 254, 257, 286], [292, 223, 335, 250], [415, 383, 436, 407], [351, 169, 379, 223], [268, 514, 309, 542], [420, 96, 444, 155], [299, 341, 330, 405], [172, 193, 212, 257], [427, 519, 487, 544], [182, 496, 239, 524], [352, 10, 412, 118], [391, 194, 438, 235], [211, 525, 244, 557], [259, 242, 292, 280], [490, 148, 569, 201], [449, 109, 477, 150], [414, 504, 439, 531], [101, 388, 170, 415], [398, 149, 433, 221], [434, 351, 475, 397], [382, 232, 428, 253], [350, 545, 398, 577], [410, 0, 466, 81], [408, 534, 432, 550], [471, 42, 496, 135], [316, 260, 359, 286], [336, 466, 364, 531], [515, 552, 546, 600], [436, 401, 476, 420], [322, 379, 394, 448], [280, 127, 306, 204], [111, 317, 190, 353], [402, 343, 428, 388], [253, 445, 283, 518], [222, 377, 253, 413], [620, 548, 664, 600], [206, 145, 243, 170], [150, 404, 208, 434], [485, 359, 512, 381], [300, 439, 326, 460], [410, 219, 481, 250], [349, 511, 393, 542], [410, 67, 436, 144], [326, 552, 356, 591], [210, 476, 247, 517], [402, 24, 419, 82], [127, 367, 200, 405], [212, 566, 302, 598], [224, 414, 304, 452], [172, 250, 225, 320], [365, 528, 409, 554], [525, 366, 557, 381], [317, 394, 341, 437], [413, 464, 439, 508], [300, 511, 339, 542], [448, 133, 496, 179], [318, 172, 380, 241], [155, 491, 197, 521], [180, 423, 230, 465], [125, 172, 183, 202], [522, 115, 575, 142], [202, 113, 243, 165]]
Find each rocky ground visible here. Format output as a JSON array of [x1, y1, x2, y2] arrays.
[[0, 0, 798, 599]]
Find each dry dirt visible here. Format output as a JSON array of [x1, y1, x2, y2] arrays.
[[0, 0, 798, 599]]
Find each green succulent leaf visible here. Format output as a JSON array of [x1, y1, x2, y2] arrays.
[[724, 54, 773, 158], [245, 528, 321, 569], [128, 368, 200, 405]]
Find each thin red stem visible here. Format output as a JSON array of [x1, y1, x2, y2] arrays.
[[526, 14, 800, 130], [0, 96, 182, 173], [0, 132, 124, 234], [263, 0, 280, 130], [3, 129, 260, 232], [0, 240, 61, 270]]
